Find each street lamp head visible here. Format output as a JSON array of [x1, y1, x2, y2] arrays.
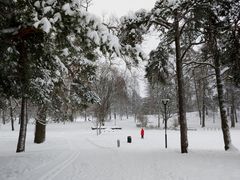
[[162, 99, 170, 105]]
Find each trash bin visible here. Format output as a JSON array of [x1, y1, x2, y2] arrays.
[[127, 136, 132, 143], [117, 139, 120, 147]]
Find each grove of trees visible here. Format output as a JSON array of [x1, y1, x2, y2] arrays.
[[0, 0, 239, 153]]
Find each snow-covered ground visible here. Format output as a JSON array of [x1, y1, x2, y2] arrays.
[[0, 112, 240, 180]]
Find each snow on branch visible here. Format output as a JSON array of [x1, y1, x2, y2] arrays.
[[34, 17, 52, 33]]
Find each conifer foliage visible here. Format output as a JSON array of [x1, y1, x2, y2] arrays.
[[0, 0, 125, 152]]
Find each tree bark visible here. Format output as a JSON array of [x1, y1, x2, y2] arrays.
[[212, 105, 216, 123], [109, 110, 112, 121], [230, 106, 235, 128], [34, 104, 48, 144], [16, 96, 27, 153], [9, 98, 14, 131], [202, 97, 206, 128], [174, 10, 188, 153], [207, 15, 232, 150], [214, 51, 231, 150], [193, 70, 202, 125], [18, 113, 21, 124], [2, 110, 6, 125], [25, 99, 28, 124], [202, 81, 206, 128], [84, 110, 87, 122], [230, 85, 235, 128], [16, 38, 29, 153], [114, 108, 117, 126], [158, 109, 161, 128], [227, 107, 230, 117], [235, 109, 238, 123]]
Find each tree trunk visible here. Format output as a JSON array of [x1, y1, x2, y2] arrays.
[[214, 51, 231, 150], [157, 85, 161, 128], [227, 107, 230, 117], [202, 99, 206, 128], [158, 109, 161, 128], [202, 81, 206, 128], [84, 110, 87, 122], [230, 86, 235, 128], [34, 104, 48, 144], [193, 70, 202, 125], [18, 113, 21, 124], [235, 109, 238, 123], [174, 10, 188, 153], [109, 110, 112, 121], [207, 16, 232, 150], [230, 106, 235, 128], [206, 106, 208, 116], [25, 98, 28, 123], [16, 38, 29, 153], [212, 105, 216, 123], [16, 96, 27, 153], [2, 110, 6, 125], [9, 98, 14, 131], [114, 108, 117, 126]]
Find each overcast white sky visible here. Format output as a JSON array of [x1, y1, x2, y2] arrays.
[[89, 0, 156, 17]]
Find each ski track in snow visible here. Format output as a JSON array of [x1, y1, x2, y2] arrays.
[[38, 151, 80, 180], [12, 150, 79, 180], [17, 135, 115, 180]]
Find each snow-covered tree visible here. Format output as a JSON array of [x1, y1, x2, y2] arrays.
[[1, 0, 146, 151], [0, 0, 61, 152]]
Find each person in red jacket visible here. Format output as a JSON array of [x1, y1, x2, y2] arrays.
[[141, 128, 144, 139]]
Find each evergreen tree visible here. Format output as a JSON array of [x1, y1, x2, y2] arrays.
[[0, 0, 59, 152]]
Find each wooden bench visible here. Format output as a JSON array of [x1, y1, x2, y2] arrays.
[[91, 127, 122, 130]]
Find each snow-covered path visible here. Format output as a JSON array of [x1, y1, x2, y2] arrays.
[[0, 114, 240, 180]]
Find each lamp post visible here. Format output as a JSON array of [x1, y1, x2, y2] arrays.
[[162, 99, 169, 148]]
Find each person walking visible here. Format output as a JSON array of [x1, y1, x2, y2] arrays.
[[140, 128, 144, 139]]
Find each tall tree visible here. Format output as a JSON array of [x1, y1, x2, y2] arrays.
[[0, 0, 53, 152], [196, 0, 238, 150], [137, 0, 204, 153], [183, 0, 240, 149]]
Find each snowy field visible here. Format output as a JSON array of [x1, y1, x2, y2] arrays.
[[0, 112, 240, 180]]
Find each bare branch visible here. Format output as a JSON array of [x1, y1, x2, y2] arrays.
[[183, 61, 216, 69], [102, 23, 118, 31], [180, 40, 205, 61], [179, 17, 195, 35], [81, 0, 93, 11], [150, 19, 172, 29], [197, 73, 216, 81]]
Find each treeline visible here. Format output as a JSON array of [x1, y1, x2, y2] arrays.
[[0, 0, 240, 153], [0, 0, 142, 152]]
